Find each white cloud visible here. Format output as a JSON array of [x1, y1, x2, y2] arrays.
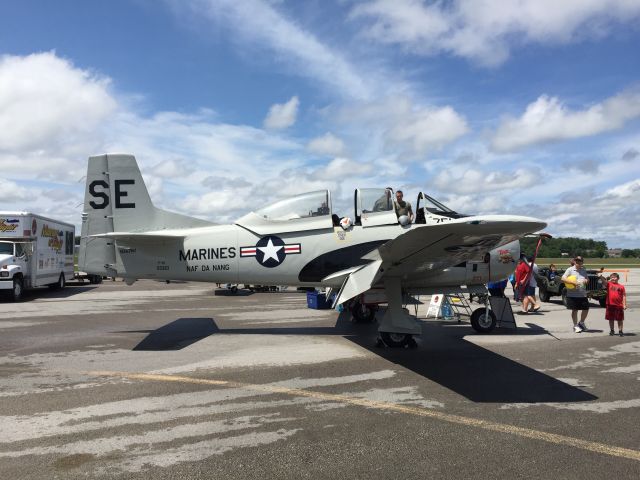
[[263, 96, 299, 130], [350, 0, 640, 66], [307, 133, 346, 156], [491, 90, 640, 152], [338, 96, 468, 157], [431, 167, 538, 195], [175, 0, 377, 99], [0, 52, 116, 152], [0, 178, 30, 202], [387, 105, 468, 154], [526, 179, 640, 247], [321, 157, 372, 179]]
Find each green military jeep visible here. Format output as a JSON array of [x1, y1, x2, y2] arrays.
[[535, 267, 606, 307]]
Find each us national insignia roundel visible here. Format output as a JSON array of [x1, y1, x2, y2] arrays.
[[240, 235, 301, 268]]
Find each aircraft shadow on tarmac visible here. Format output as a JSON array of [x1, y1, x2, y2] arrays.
[[126, 314, 598, 404]]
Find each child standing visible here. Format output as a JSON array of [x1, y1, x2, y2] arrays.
[[601, 272, 627, 336]]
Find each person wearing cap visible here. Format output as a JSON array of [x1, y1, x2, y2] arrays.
[[561, 256, 590, 333]]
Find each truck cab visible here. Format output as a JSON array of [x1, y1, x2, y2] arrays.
[[0, 240, 34, 301]]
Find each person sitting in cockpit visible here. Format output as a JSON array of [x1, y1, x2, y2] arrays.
[[373, 188, 392, 212], [394, 190, 414, 225]]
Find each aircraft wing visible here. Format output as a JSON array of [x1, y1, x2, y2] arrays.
[[335, 215, 545, 304]]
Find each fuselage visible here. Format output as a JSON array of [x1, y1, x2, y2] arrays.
[[114, 220, 519, 288]]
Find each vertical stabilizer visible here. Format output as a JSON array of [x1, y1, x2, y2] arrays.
[[78, 153, 212, 276]]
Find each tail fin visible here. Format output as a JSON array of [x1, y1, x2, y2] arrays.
[[79, 153, 212, 275]]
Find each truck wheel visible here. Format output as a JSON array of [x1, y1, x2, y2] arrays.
[[599, 297, 606, 308], [230, 285, 238, 294], [560, 287, 568, 307], [380, 332, 412, 348], [49, 273, 65, 290], [470, 308, 497, 333], [11, 277, 23, 302], [539, 288, 550, 302], [89, 275, 103, 284]]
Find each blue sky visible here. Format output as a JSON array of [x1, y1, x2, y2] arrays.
[[0, 0, 639, 247]]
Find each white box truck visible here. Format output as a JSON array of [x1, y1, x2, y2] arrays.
[[0, 212, 75, 301]]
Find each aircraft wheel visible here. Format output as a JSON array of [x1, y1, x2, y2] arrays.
[[230, 285, 238, 294], [539, 288, 550, 302], [351, 301, 375, 323], [470, 308, 496, 334], [11, 277, 24, 302], [380, 332, 412, 348]]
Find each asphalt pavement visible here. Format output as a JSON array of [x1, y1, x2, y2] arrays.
[[1, 272, 639, 479]]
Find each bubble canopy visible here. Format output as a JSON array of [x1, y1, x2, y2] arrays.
[[254, 190, 331, 220], [235, 190, 333, 234]]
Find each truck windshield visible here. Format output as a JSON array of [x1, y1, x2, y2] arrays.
[[0, 242, 13, 255]]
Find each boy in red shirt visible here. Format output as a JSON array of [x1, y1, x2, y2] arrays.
[[601, 273, 627, 336]]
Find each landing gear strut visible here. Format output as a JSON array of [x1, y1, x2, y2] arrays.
[[377, 277, 421, 348]]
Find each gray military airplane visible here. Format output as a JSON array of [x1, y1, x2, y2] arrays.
[[79, 154, 546, 347]]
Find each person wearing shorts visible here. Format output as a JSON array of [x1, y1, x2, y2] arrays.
[[561, 256, 590, 333], [600, 272, 627, 336]]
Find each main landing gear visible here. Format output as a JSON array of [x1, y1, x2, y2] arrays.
[[376, 277, 421, 348]]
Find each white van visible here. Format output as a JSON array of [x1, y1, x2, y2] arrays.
[[0, 212, 75, 301]]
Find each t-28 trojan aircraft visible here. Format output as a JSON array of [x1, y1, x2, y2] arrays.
[[79, 154, 546, 347]]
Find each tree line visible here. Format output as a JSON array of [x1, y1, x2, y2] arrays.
[[520, 237, 608, 258]]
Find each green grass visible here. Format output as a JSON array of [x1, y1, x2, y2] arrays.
[[536, 258, 640, 269]]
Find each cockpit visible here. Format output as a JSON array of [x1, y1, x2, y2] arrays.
[[253, 191, 331, 221], [235, 188, 466, 234]]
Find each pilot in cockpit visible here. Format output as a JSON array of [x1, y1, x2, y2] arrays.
[[373, 188, 393, 212], [394, 190, 414, 225]]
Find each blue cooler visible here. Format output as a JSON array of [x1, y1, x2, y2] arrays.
[[307, 291, 331, 309]]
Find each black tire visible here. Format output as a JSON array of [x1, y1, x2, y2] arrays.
[[560, 287, 568, 307], [11, 277, 23, 302], [351, 301, 376, 323], [89, 275, 103, 284], [230, 285, 238, 294], [599, 297, 607, 308], [49, 273, 65, 290], [539, 288, 550, 302], [470, 308, 497, 333], [380, 332, 412, 348]]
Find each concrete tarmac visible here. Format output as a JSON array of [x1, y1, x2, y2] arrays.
[[1, 272, 639, 479]]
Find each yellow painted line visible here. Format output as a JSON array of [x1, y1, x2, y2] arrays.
[[89, 370, 640, 462]]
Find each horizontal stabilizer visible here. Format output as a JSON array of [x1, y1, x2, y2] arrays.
[[90, 231, 186, 242]]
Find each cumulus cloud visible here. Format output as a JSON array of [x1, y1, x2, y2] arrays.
[[0, 178, 30, 202], [307, 133, 346, 156], [338, 96, 468, 157], [431, 168, 538, 195], [0, 52, 116, 152], [491, 90, 640, 152], [350, 0, 640, 67], [264, 96, 299, 130], [320, 157, 372, 179], [525, 179, 640, 246]]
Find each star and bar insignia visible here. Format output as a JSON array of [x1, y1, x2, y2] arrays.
[[240, 235, 301, 268]]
